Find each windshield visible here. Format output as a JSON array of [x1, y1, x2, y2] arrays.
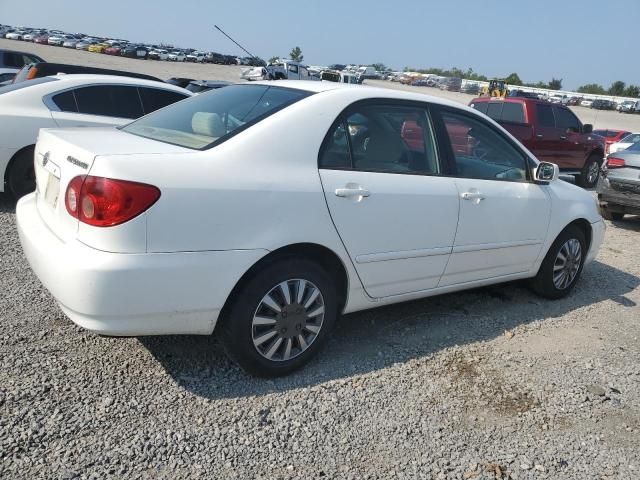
[[123, 84, 311, 149], [620, 133, 640, 144]]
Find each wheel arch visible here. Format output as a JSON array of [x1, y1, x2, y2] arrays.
[[219, 242, 350, 324], [4, 144, 35, 185], [586, 148, 604, 165], [566, 218, 592, 251]]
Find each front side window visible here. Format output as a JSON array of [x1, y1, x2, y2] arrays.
[[288, 64, 299, 74], [320, 104, 439, 175], [123, 85, 310, 149], [554, 107, 580, 132], [441, 110, 527, 182]]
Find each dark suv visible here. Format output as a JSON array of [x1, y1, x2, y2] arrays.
[[470, 97, 605, 187]]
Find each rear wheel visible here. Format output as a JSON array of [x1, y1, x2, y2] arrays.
[[576, 154, 602, 188], [7, 146, 36, 199], [220, 258, 338, 377], [530, 225, 586, 299]]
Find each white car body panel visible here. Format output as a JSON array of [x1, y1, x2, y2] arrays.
[[0, 75, 191, 193], [16, 81, 604, 337]]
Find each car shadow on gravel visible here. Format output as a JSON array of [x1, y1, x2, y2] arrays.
[[139, 259, 639, 400], [0, 193, 16, 213], [611, 215, 640, 232]]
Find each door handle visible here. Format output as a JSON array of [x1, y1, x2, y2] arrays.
[[335, 187, 371, 198], [536, 134, 544, 139], [560, 135, 567, 140], [461, 191, 486, 201]]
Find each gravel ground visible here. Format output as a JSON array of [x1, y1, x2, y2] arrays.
[[2, 38, 640, 480], [1, 188, 639, 479]]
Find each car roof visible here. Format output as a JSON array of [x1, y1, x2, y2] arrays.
[[45, 74, 190, 91]]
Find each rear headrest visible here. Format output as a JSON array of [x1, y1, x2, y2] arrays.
[[191, 112, 226, 137]]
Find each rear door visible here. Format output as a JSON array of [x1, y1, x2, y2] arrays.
[[48, 85, 144, 127], [436, 107, 551, 286], [319, 101, 460, 298]]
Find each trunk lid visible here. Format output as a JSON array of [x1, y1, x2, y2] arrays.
[[34, 127, 189, 245]]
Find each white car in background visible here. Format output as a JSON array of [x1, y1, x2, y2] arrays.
[[0, 75, 191, 197], [5, 31, 27, 40], [148, 49, 169, 60], [580, 98, 594, 107], [16, 81, 604, 377], [186, 51, 206, 63], [168, 51, 186, 62], [23, 31, 45, 42], [608, 132, 640, 155]]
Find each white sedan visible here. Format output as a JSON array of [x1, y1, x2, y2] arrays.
[[608, 132, 640, 155], [168, 51, 186, 62], [0, 75, 191, 197], [16, 81, 605, 377]]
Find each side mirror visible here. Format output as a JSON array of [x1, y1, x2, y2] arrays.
[[534, 162, 559, 183], [583, 124, 593, 134]]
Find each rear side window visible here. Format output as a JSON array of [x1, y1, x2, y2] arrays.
[[319, 103, 440, 175], [138, 87, 188, 114], [535, 104, 555, 127], [553, 107, 580, 132], [74, 85, 144, 119], [123, 85, 310, 149], [51, 90, 78, 112]]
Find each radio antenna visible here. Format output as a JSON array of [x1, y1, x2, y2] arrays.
[[214, 25, 259, 60]]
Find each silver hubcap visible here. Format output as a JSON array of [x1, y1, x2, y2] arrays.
[[252, 279, 325, 362], [553, 239, 582, 290], [587, 161, 599, 184]]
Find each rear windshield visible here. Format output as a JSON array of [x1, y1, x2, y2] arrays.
[[471, 101, 525, 124], [621, 133, 640, 144], [122, 84, 311, 149], [0, 76, 57, 94]]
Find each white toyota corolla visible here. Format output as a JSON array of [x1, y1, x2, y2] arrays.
[[17, 81, 605, 376]]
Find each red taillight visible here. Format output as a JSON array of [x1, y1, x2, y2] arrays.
[[607, 157, 626, 169], [65, 175, 160, 227]]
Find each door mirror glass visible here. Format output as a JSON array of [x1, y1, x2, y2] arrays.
[[535, 162, 559, 182], [583, 124, 593, 134]]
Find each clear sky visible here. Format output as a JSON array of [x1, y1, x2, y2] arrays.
[[1, 0, 638, 90]]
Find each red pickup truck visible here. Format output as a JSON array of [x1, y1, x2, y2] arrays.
[[469, 97, 605, 187]]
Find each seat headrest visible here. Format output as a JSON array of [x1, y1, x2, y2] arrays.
[[191, 112, 226, 138]]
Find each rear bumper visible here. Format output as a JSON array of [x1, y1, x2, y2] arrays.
[[597, 176, 640, 215], [16, 193, 268, 336]]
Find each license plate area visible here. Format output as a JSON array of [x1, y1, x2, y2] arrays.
[[40, 158, 62, 208]]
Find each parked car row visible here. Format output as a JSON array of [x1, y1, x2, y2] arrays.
[[1, 24, 266, 66]]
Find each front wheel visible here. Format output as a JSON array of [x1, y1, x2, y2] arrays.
[[576, 154, 602, 188], [530, 225, 586, 299], [220, 258, 338, 377]]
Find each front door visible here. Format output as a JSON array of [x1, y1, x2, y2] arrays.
[[437, 108, 551, 286], [319, 102, 460, 298]]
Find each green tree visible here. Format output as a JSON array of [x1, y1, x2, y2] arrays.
[[289, 46, 303, 62], [504, 73, 523, 85], [371, 63, 388, 72], [624, 85, 640, 98], [547, 78, 563, 90], [268, 56, 280, 64], [577, 83, 606, 94], [608, 80, 626, 96]]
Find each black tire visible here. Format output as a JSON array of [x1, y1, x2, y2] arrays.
[[576, 153, 602, 188], [7, 146, 36, 199], [219, 258, 338, 377], [601, 208, 624, 221], [530, 225, 587, 299]]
